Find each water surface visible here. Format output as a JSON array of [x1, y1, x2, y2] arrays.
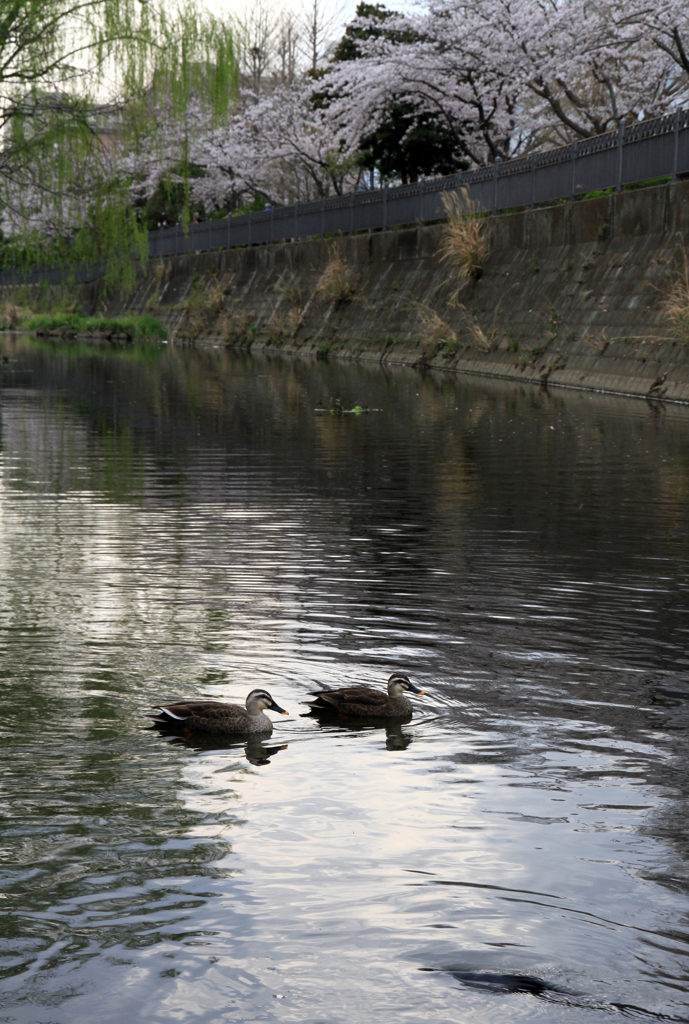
[[1, 336, 689, 1022]]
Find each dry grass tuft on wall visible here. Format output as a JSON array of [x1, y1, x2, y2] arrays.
[[153, 259, 172, 286], [583, 329, 610, 353], [265, 308, 302, 343], [317, 252, 356, 304], [220, 307, 254, 345], [665, 249, 689, 342], [0, 302, 27, 329], [439, 188, 491, 292], [454, 302, 499, 352], [415, 303, 458, 348]]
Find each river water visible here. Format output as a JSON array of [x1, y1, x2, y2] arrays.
[[1, 335, 689, 1023]]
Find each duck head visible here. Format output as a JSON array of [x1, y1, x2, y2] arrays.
[[246, 689, 288, 716], [387, 673, 424, 697]]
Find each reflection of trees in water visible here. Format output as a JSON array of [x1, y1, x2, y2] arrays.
[[0, 704, 245, 979], [3, 336, 689, 677]]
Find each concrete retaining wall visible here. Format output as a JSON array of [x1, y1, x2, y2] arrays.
[[7, 179, 689, 401]]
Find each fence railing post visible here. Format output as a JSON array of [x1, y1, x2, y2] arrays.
[[227, 213, 231, 250], [248, 210, 252, 245], [493, 156, 501, 213], [321, 197, 326, 237], [673, 108, 681, 181], [531, 153, 536, 209], [349, 192, 354, 234], [382, 185, 388, 231], [294, 199, 299, 241], [270, 205, 274, 242], [570, 140, 577, 200], [418, 180, 423, 223], [617, 118, 626, 192]]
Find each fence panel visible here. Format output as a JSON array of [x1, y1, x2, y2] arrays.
[[573, 134, 619, 194], [623, 130, 674, 185], [388, 186, 422, 227], [354, 193, 382, 231], [679, 114, 689, 175], [497, 158, 533, 209], [464, 171, 494, 213], [322, 197, 350, 235]]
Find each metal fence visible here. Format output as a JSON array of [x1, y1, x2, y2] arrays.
[[3, 107, 689, 287]]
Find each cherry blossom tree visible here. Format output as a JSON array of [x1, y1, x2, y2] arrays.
[[631, 0, 689, 79], [192, 85, 363, 207], [12, 0, 688, 257], [322, 0, 689, 167]]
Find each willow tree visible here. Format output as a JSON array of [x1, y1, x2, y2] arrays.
[[0, 0, 238, 287]]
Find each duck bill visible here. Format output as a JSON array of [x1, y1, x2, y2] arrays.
[[269, 700, 289, 715], [408, 682, 424, 695]]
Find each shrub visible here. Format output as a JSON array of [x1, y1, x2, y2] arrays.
[[439, 187, 490, 291]]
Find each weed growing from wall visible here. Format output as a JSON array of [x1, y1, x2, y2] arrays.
[[439, 188, 491, 294]]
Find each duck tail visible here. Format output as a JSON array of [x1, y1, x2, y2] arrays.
[[159, 706, 188, 721], [147, 707, 189, 727], [303, 694, 337, 710], [147, 715, 169, 726]]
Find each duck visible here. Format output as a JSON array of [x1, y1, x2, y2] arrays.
[[303, 673, 424, 718], [147, 688, 288, 735]]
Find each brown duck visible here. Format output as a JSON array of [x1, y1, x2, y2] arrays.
[[304, 673, 424, 718], [147, 688, 288, 735]]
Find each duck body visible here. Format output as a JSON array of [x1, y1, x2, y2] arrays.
[[304, 673, 423, 719], [147, 688, 288, 735]]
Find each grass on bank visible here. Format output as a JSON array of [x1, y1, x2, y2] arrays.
[[439, 188, 491, 292], [317, 252, 356, 304], [23, 313, 167, 340], [665, 250, 689, 342]]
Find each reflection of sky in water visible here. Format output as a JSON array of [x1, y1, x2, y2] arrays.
[[1, 340, 689, 1022]]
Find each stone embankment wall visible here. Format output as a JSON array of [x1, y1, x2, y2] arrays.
[[12, 179, 689, 400]]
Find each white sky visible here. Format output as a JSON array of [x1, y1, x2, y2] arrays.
[[205, 0, 361, 39]]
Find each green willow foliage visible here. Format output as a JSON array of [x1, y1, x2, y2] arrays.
[[0, 0, 238, 289]]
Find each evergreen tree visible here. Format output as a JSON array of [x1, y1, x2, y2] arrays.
[[332, 3, 467, 184]]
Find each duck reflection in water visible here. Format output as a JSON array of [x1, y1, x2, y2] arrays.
[[302, 709, 413, 751], [159, 730, 288, 766]]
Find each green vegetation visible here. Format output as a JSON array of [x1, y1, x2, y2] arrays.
[[24, 313, 167, 340], [315, 398, 373, 415], [1, 0, 238, 288]]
